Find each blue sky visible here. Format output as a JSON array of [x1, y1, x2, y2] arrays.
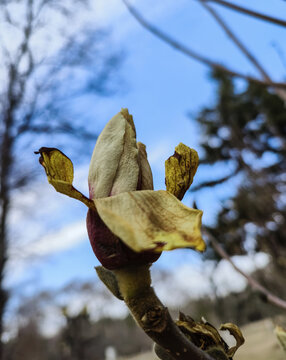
[[4, 0, 286, 332]]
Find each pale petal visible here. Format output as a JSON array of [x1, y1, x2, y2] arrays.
[[110, 111, 139, 196], [35, 148, 95, 210], [88, 109, 139, 199], [137, 142, 153, 190], [94, 190, 205, 253]]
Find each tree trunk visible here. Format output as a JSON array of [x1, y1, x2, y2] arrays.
[[0, 198, 9, 358]]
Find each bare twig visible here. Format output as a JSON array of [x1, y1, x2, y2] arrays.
[[201, 0, 286, 28], [192, 164, 241, 191], [199, 1, 286, 102], [199, 1, 271, 80], [122, 0, 286, 89], [204, 229, 286, 311]]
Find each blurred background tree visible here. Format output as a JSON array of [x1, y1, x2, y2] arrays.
[[3, 284, 153, 360], [0, 0, 122, 355], [195, 72, 286, 280]]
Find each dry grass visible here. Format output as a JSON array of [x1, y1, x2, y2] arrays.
[[121, 318, 285, 360], [235, 319, 284, 360]]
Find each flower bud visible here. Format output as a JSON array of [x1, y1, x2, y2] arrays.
[[86, 109, 160, 269], [36, 110, 205, 272], [87, 209, 160, 270]]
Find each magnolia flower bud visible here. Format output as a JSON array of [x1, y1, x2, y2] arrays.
[[36, 109, 205, 271], [86, 109, 160, 269]]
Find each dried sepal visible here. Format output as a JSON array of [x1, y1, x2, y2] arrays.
[[177, 313, 244, 359], [95, 266, 123, 300], [35, 147, 95, 210], [275, 325, 286, 354], [220, 323, 245, 358], [94, 190, 205, 253], [165, 143, 199, 200], [177, 313, 227, 355]]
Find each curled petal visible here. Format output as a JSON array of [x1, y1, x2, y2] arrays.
[[94, 190, 206, 253], [88, 109, 139, 199], [35, 147, 95, 210], [165, 143, 199, 200], [137, 142, 153, 190]]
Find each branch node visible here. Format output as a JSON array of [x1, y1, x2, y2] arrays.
[[141, 305, 167, 332]]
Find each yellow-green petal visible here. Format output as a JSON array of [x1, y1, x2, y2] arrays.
[[165, 143, 199, 200], [35, 147, 95, 210], [94, 190, 205, 253]]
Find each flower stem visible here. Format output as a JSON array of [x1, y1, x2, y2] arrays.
[[114, 265, 213, 360]]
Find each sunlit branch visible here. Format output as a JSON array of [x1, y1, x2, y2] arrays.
[[122, 0, 286, 89], [204, 228, 286, 311], [201, 0, 286, 28]]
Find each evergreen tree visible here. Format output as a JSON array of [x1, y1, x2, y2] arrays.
[[195, 72, 286, 275]]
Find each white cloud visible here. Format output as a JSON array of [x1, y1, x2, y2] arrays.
[[154, 252, 269, 306], [18, 220, 86, 258]]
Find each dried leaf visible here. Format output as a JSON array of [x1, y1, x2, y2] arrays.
[[94, 190, 205, 253], [165, 143, 199, 200], [35, 147, 95, 210], [220, 323, 245, 358], [88, 109, 139, 199], [275, 326, 286, 354]]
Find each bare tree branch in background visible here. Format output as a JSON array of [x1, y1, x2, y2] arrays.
[[122, 0, 286, 96], [199, 1, 271, 80], [199, 0, 286, 101], [201, 0, 286, 28], [203, 228, 286, 311], [0, 0, 122, 355]]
